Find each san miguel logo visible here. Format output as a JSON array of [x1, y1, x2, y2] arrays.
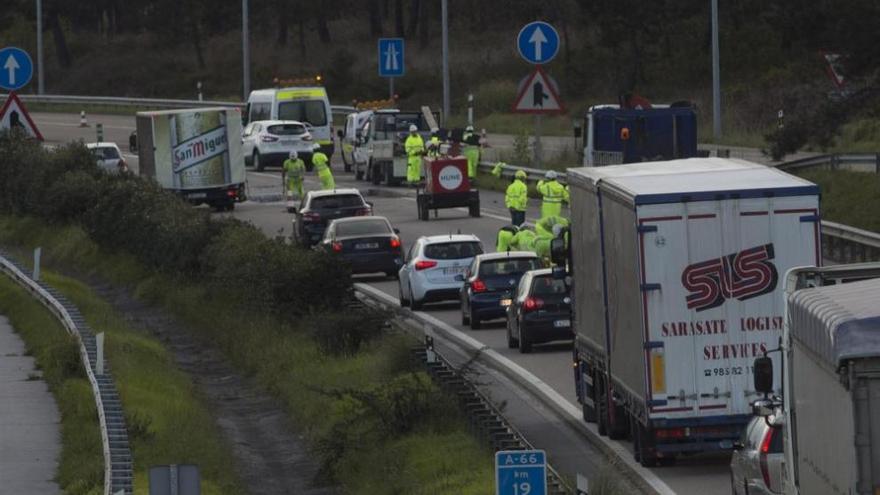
[[681, 244, 778, 312]]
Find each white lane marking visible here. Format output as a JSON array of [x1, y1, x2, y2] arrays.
[[354, 282, 677, 495]]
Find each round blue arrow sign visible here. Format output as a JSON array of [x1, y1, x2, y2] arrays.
[[516, 22, 560, 65], [0, 47, 33, 91]]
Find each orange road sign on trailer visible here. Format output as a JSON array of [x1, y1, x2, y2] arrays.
[[512, 67, 565, 114], [0, 91, 43, 140]]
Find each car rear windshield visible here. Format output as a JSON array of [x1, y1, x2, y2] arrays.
[[278, 100, 327, 126], [423, 241, 483, 260], [93, 147, 120, 159], [267, 124, 306, 136], [309, 194, 364, 209], [336, 219, 390, 237], [531, 276, 568, 296], [478, 258, 540, 277]]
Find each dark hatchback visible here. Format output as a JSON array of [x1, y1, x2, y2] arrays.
[[459, 252, 542, 329], [292, 188, 372, 247], [506, 268, 573, 353], [318, 216, 402, 278]]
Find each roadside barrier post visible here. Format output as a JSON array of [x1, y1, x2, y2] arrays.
[[79, 110, 88, 127], [96, 332, 104, 375], [425, 335, 437, 364], [197, 81, 203, 102], [96, 123, 104, 142], [32, 247, 41, 281], [576, 473, 589, 494], [468, 93, 474, 127]]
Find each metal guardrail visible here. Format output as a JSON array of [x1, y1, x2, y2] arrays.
[[0, 249, 132, 495], [776, 153, 880, 173]]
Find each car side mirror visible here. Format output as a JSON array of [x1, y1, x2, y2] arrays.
[[550, 238, 567, 266], [753, 356, 774, 395], [752, 398, 775, 418], [454, 274, 465, 282], [393, 228, 400, 234]]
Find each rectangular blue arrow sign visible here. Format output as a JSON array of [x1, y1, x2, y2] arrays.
[[378, 38, 405, 77], [496, 450, 547, 495]]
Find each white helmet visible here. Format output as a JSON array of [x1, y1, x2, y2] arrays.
[[545, 170, 558, 180], [289, 151, 298, 159], [409, 124, 418, 132], [465, 125, 474, 132]]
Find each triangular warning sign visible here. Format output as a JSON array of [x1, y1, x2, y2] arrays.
[[512, 67, 565, 114], [0, 92, 43, 141]]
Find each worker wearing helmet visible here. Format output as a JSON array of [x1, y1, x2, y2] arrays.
[[496, 224, 519, 252], [312, 152, 335, 190], [404, 124, 425, 184], [462, 125, 480, 179], [505, 169, 529, 226], [490, 161, 506, 178], [510, 226, 538, 252], [535, 215, 570, 239], [282, 151, 306, 205], [427, 129, 442, 158], [536, 170, 568, 219]]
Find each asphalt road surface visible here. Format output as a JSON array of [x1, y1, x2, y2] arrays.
[[33, 111, 733, 495]]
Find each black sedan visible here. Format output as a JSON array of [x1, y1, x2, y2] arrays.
[[506, 268, 573, 353], [318, 216, 403, 278]]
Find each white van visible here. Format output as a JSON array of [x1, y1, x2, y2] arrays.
[[245, 86, 334, 158]]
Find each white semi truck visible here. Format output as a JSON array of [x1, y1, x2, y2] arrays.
[[562, 158, 821, 466], [136, 107, 246, 211], [751, 264, 880, 495]]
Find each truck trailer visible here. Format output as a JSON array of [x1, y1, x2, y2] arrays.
[[136, 107, 246, 210], [751, 266, 880, 495], [565, 158, 821, 466]]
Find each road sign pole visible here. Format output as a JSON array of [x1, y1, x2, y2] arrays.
[[533, 114, 543, 168], [711, 0, 721, 141], [467, 93, 474, 127], [242, 0, 250, 100], [441, 0, 450, 126], [389, 77, 394, 101], [36, 0, 44, 94]]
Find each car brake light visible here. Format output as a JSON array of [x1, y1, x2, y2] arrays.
[[303, 212, 321, 222], [389, 237, 401, 249], [471, 279, 487, 293], [523, 297, 544, 312], [414, 260, 437, 271], [760, 427, 775, 488], [226, 188, 237, 198], [260, 135, 279, 142], [655, 428, 686, 439], [331, 241, 343, 253], [356, 207, 372, 216]]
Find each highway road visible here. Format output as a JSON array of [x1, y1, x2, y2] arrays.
[[33, 111, 732, 495]]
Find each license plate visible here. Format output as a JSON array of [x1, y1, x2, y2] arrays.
[[500, 299, 512, 307], [188, 192, 207, 199], [281, 139, 296, 145], [355, 243, 379, 249], [554, 319, 571, 328], [443, 267, 466, 275]]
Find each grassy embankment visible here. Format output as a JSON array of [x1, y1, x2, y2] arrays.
[[0, 244, 242, 494], [798, 170, 880, 233], [0, 216, 497, 494]]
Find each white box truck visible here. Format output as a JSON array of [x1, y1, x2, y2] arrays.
[[751, 265, 880, 495], [565, 158, 821, 466], [136, 107, 246, 211]]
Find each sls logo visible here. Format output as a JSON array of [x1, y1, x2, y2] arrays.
[[681, 244, 778, 312]]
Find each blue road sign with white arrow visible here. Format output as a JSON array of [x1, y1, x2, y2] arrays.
[[0, 47, 33, 91], [516, 22, 560, 65], [378, 38, 405, 77]]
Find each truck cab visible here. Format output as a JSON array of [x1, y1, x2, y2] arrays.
[[365, 109, 436, 186], [582, 104, 698, 166]]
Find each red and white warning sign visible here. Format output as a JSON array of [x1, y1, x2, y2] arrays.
[[0, 91, 43, 140], [512, 67, 565, 114]]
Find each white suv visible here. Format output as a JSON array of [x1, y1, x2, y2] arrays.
[[398, 234, 484, 310], [242, 120, 320, 171]]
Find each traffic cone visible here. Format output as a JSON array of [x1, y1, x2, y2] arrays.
[[79, 111, 89, 127]]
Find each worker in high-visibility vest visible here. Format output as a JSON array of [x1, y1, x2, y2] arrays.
[[536, 170, 568, 218], [282, 151, 306, 204], [496, 225, 519, 252], [312, 152, 335, 190], [491, 161, 507, 178], [535, 215, 569, 239], [505, 170, 529, 226], [404, 124, 425, 184], [510, 227, 538, 252], [462, 125, 480, 179]]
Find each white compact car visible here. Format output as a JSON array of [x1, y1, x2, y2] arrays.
[[730, 412, 784, 494], [398, 234, 484, 310], [241, 120, 320, 171], [87, 142, 127, 173]]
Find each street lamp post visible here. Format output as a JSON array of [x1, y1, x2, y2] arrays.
[[711, 0, 721, 141], [242, 0, 250, 100], [36, 0, 44, 94], [441, 0, 450, 126]]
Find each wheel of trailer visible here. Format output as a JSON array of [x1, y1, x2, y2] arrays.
[[418, 197, 429, 221], [254, 151, 264, 171], [609, 404, 630, 440], [469, 198, 481, 218]]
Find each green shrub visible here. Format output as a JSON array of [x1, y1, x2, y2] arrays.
[[308, 307, 388, 356]]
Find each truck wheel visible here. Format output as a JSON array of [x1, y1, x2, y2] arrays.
[[469, 199, 481, 218], [418, 197, 429, 221], [254, 151, 264, 171], [596, 374, 609, 436], [609, 404, 630, 440], [582, 401, 596, 423]]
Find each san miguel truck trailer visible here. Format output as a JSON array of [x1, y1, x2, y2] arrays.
[[751, 266, 880, 495], [136, 107, 246, 211], [566, 157, 821, 466], [582, 104, 698, 167]]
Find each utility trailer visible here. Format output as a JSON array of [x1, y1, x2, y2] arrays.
[[416, 157, 480, 220], [565, 158, 821, 466]]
